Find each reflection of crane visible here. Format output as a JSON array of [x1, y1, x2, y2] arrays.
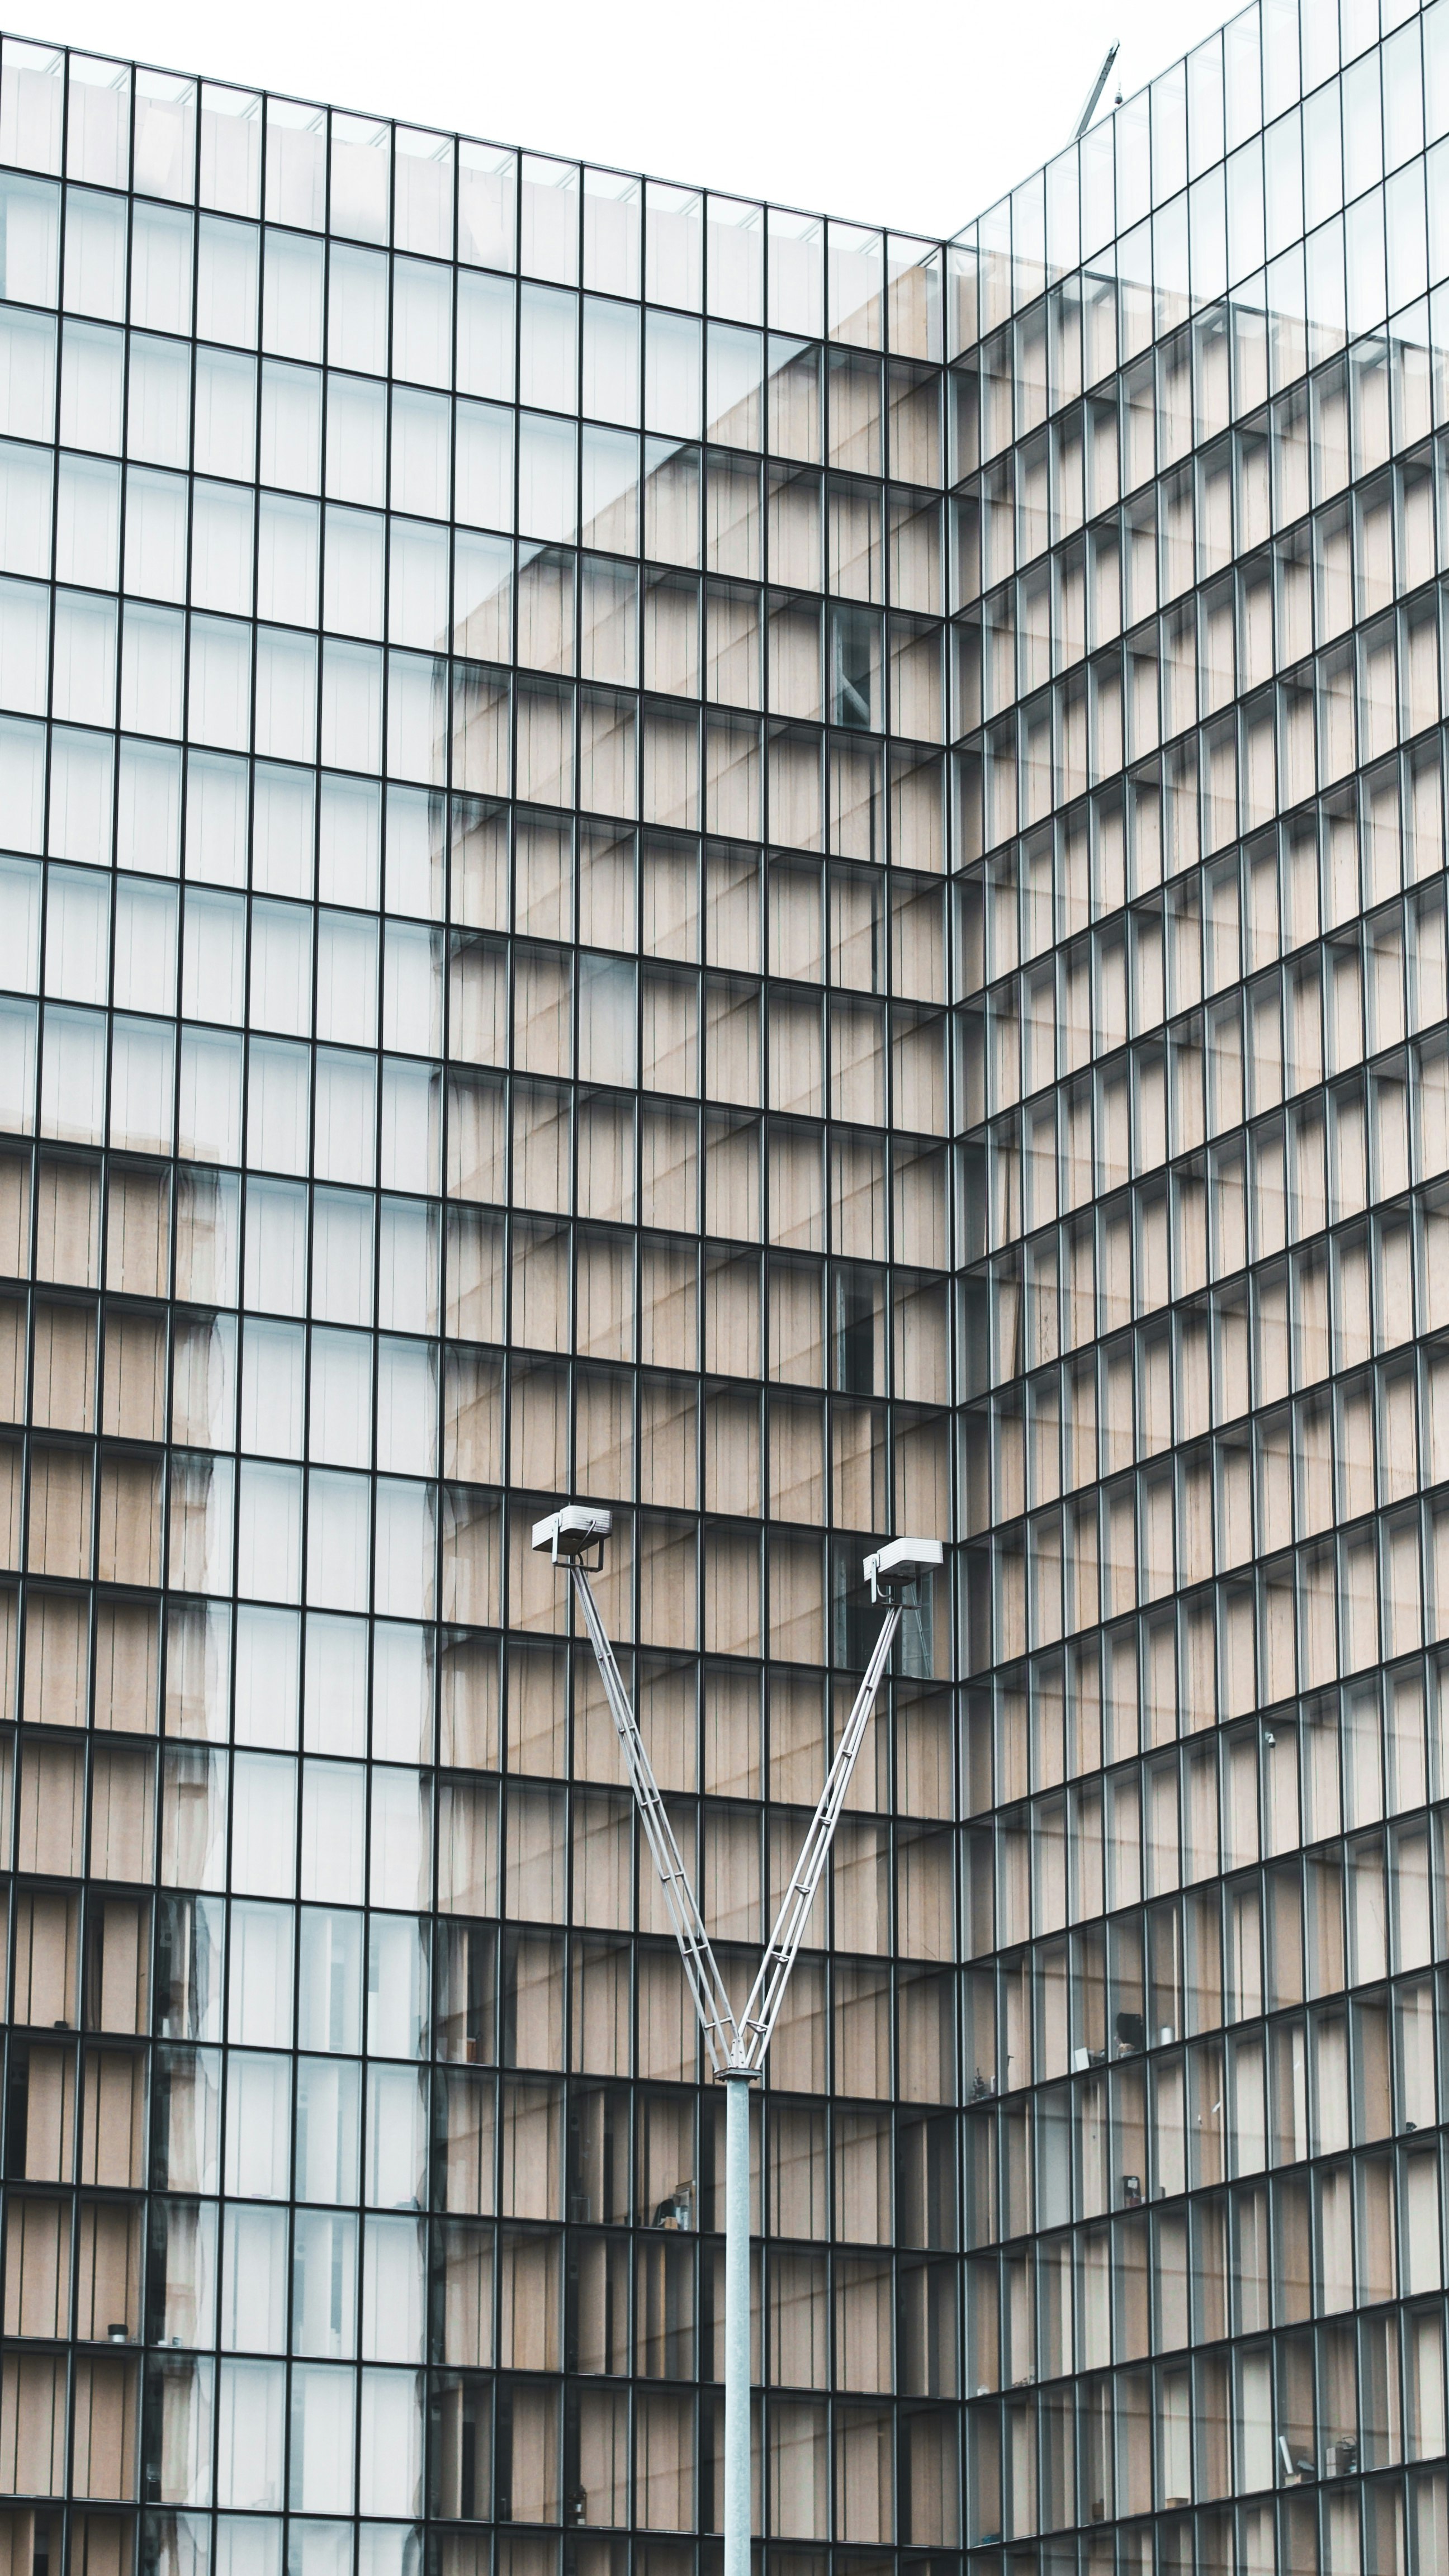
[[1073, 40, 1121, 140]]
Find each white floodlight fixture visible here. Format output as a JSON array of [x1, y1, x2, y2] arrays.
[[862, 1536, 944, 1601], [531, 1504, 613, 1565]]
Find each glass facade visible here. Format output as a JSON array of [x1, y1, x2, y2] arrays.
[[1, 7, 1448, 2572]]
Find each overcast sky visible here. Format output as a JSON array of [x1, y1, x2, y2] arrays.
[[29, 0, 1235, 240]]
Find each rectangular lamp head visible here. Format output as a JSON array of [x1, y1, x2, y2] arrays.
[[863, 1536, 944, 1601], [531, 1504, 613, 1565]]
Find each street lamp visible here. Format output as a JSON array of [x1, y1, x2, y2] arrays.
[[532, 1504, 943, 2576]]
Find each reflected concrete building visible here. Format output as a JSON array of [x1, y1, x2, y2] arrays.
[[0, 7, 1446, 2571]]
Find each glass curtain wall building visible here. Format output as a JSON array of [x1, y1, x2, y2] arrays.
[[0, 5, 1446, 2572]]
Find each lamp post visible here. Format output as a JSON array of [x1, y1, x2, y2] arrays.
[[532, 1505, 943, 2576]]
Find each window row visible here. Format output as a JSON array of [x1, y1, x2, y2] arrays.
[[954, 269, 1423, 494], [982, 1055, 1448, 1277], [976, 874, 1448, 1106], [960, 594, 1441, 863], [0, 1349, 949, 1537], [964, 1774, 1441, 1976], [8, 1898, 960, 2101], [963, 1987, 1438, 2245], [4, 2196, 960, 2388], [0, 465, 945, 661], [0, 1584, 952, 1807], [9, 2051, 957, 2260], [0, 535, 946, 713], [0, 1025, 952, 1267], [960, 177, 1443, 514], [0, 830, 947, 1078], [987, 1303, 1442, 1523], [965, 743, 1446, 989], [44, 2348, 963, 2537], [979, 939, 1446, 1149], [0, 874, 950, 1126], [977, 1770, 1443, 1980], [0, 1449, 949, 1674], [8, 1736, 1449, 1982], [980, 1125, 1443, 1375], [0, 187, 947, 480], [962, 300, 1432, 545], [973, 1413, 1449, 1662], [965, 466, 1439, 730], [0, 43, 948, 357], [89, 2176, 1449, 2399], [964, 2329, 1447, 2547], [979, 1609, 1439, 1798], [968, 2148, 1447, 2386], [0, 312, 949, 581], [979, 1370, 1443, 1587], [0, 794, 949, 1026], [0, 1147, 949, 1384], [2, 1739, 955, 1947], [965, 301, 1434, 638], [6, 1721, 853, 1933], [963, 602, 1440, 828], [979, 1461, 1442, 1674], [80, 2338, 1446, 2547], [1, 722, 949, 891]]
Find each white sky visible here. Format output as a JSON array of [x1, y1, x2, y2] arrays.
[[26, 0, 1236, 241]]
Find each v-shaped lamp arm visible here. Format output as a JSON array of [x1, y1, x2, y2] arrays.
[[568, 1559, 741, 2077], [732, 1599, 903, 2076]]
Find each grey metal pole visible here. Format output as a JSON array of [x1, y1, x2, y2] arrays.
[[536, 1516, 940, 2576], [723, 2070, 753, 2576]]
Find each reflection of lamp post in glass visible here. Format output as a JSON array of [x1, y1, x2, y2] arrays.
[[532, 1505, 944, 2576]]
